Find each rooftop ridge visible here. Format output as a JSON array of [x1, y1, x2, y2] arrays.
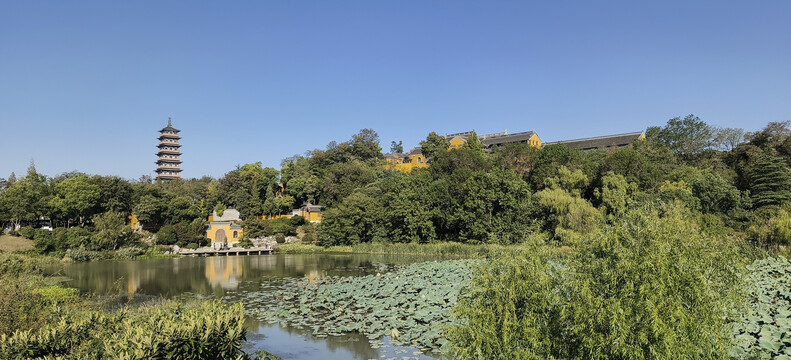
[[545, 131, 644, 144]]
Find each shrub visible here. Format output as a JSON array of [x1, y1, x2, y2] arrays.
[[288, 215, 306, 227], [0, 300, 247, 359], [237, 238, 253, 249], [19, 227, 35, 240], [114, 246, 143, 260], [156, 224, 178, 245], [33, 229, 55, 253], [185, 242, 199, 250], [65, 247, 106, 262], [65, 226, 92, 249], [274, 233, 286, 243], [302, 232, 314, 244], [270, 218, 296, 236]]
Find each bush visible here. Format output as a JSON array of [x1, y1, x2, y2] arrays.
[[185, 242, 199, 250], [65, 227, 92, 249], [270, 218, 296, 236], [33, 229, 55, 253], [237, 238, 253, 249], [288, 215, 306, 227], [114, 246, 143, 260], [156, 224, 178, 245], [450, 206, 746, 359], [19, 227, 35, 240], [274, 233, 286, 243], [65, 247, 106, 262], [302, 232, 314, 244]]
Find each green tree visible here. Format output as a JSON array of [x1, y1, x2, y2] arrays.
[[749, 148, 791, 208], [419, 132, 450, 163], [350, 128, 383, 162], [319, 192, 383, 245], [91, 211, 132, 250], [711, 127, 745, 151], [451, 169, 535, 244], [380, 172, 437, 243], [461, 131, 484, 153], [0, 165, 51, 228], [600, 148, 661, 189], [651, 114, 713, 158], [450, 207, 745, 360], [530, 144, 587, 190], [594, 172, 637, 218], [390, 140, 404, 154], [690, 171, 746, 213], [49, 174, 101, 226], [133, 194, 166, 225]]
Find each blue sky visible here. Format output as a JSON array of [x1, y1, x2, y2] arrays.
[[1, 1, 789, 180]]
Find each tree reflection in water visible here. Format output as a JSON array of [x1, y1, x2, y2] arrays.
[[57, 254, 448, 359]]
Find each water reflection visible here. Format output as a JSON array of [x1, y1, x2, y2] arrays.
[[56, 254, 436, 297], [55, 254, 447, 360]]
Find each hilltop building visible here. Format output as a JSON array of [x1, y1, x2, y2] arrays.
[[260, 203, 325, 222], [545, 131, 645, 151], [446, 130, 542, 150], [156, 117, 182, 181], [384, 147, 429, 172]]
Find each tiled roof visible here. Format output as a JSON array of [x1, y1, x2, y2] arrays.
[[545, 132, 644, 150], [481, 131, 536, 147]]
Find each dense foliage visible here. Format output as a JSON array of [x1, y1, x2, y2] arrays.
[[3, 118, 791, 256], [449, 206, 748, 359]]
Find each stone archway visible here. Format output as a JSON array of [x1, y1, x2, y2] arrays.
[[215, 229, 227, 247]]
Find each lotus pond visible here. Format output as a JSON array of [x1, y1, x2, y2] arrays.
[[55, 253, 470, 359], [729, 256, 791, 359]]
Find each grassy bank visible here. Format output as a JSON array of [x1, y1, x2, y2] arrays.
[[0, 234, 33, 252]]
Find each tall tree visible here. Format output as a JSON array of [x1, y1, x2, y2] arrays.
[[651, 114, 713, 158], [49, 174, 101, 226], [419, 132, 450, 163], [390, 140, 404, 154], [749, 148, 791, 208], [711, 127, 745, 151]]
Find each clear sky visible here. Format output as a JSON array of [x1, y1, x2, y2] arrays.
[[1, 1, 789, 180]]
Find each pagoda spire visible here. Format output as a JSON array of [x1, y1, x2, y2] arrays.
[[156, 117, 182, 181]]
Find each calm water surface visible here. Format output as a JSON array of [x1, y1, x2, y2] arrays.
[[56, 254, 447, 360]]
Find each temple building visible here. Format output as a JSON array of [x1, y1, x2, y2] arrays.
[[545, 131, 645, 151], [206, 209, 244, 249], [156, 117, 182, 181], [384, 147, 429, 172], [446, 130, 542, 150]]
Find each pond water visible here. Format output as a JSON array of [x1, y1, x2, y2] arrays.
[[55, 254, 448, 360]]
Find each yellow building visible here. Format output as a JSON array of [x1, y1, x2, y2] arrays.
[[384, 148, 429, 173], [206, 209, 243, 249], [300, 204, 323, 222], [258, 204, 324, 222], [446, 130, 542, 151]]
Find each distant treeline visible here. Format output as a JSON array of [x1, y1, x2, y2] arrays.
[[1, 115, 790, 253]]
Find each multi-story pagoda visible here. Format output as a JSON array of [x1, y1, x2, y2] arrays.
[[155, 117, 182, 181]]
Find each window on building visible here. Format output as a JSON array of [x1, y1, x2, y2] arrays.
[[233, 231, 238, 238], [417, 157, 423, 164]]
